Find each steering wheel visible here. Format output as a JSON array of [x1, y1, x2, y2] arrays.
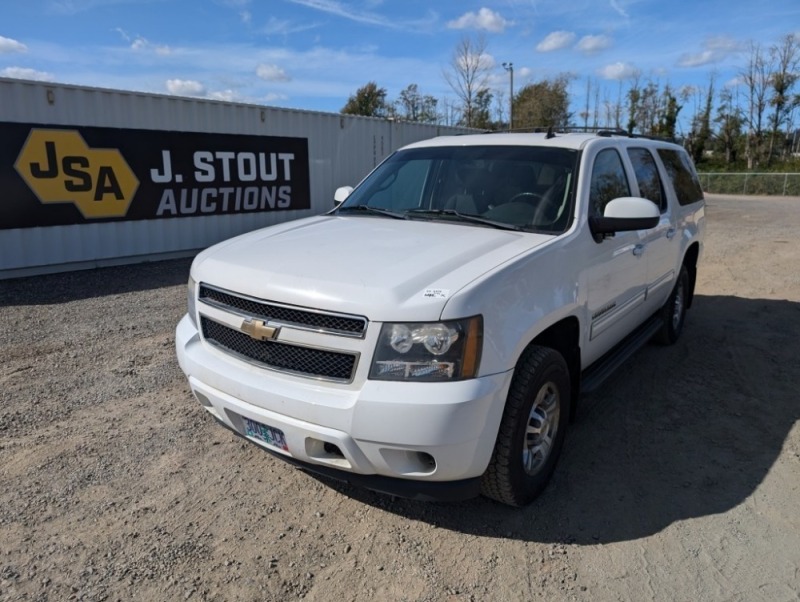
[[507, 191, 542, 204]]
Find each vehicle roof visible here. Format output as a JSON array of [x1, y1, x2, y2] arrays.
[[401, 132, 682, 152]]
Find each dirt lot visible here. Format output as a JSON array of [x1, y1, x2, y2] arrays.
[[1, 194, 799, 602]]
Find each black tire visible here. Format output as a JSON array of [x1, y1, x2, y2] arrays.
[[654, 265, 689, 345], [481, 346, 570, 507]]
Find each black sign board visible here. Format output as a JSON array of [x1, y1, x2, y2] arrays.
[[0, 122, 311, 230]]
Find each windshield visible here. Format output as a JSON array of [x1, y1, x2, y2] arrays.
[[337, 145, 578, 232]]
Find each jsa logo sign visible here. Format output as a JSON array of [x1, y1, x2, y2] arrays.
[[14, 129, 139, 218]]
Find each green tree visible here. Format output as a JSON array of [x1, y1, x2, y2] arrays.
[[626, 74, 642, 133], [512, 76, 572, 130], [341, 82, 388, 117], [395, 84, 439, 123], [654, 86, 682, 139], [688, 76, 715, 165], [472, 88, 494, 129]]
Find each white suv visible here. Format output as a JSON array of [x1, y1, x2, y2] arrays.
[[176, 131, 705, 506]]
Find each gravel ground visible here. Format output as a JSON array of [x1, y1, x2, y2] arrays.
[[1, 194, 799, 601]]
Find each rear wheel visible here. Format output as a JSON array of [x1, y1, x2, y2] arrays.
[[654, 265, 689, 345], [481, 346, 569, 507]]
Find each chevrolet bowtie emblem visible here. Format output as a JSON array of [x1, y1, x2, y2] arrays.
[[241, 318, 280, 341]]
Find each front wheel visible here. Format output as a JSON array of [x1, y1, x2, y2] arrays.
[[481, 346, 570, 507]]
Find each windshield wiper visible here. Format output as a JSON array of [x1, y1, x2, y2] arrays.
[[407, 208, 524, 232], [337, 205, 408, 220]]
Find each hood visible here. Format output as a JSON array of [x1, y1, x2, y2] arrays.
[[193, 215, 553, 321]]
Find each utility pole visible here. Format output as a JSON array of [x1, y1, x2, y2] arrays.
[[502, 62, 514, 131]]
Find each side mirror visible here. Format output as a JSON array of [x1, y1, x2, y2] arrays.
[[589, 197, 659, 239], [334, 186, 353, 206]]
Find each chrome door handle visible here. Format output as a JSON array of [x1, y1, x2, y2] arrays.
[[633, 244, 644, 256], [666, 228, 677, 239]]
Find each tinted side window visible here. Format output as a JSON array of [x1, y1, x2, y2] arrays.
[[657, 149, 704, 206], [627, 147, 666, 212], [590, 148, 631, 216]]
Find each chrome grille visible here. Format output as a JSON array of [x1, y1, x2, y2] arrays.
[[199, 284, 366, 337], [201, 317, 357, 382]]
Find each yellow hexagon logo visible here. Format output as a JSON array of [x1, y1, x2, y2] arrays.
[[14, 129, 139, 219]]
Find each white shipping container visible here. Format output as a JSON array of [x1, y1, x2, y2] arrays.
[[0, 78, 470, 278]]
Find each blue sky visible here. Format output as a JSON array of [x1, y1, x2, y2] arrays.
[[1, 0, 799, 131]]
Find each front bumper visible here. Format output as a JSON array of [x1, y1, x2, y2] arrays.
[[176, 315, 512, 497]]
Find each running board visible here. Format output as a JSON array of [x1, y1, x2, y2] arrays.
[[581, 316, 663, 394]]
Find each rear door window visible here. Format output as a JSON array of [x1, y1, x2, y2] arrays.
[[627, 148, 666, 212]]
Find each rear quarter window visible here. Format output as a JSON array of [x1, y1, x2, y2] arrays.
[[657, 149, 704, 206]]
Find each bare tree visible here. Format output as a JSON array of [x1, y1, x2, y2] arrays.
[[580, 77, 592, 129], [715, 85, 744, 164], [443, 36, 494, 127], [741, 42, 771, 169], [767, 33, 800, 162], [439, 98, 462, 126], [602, 91, 613, 128]]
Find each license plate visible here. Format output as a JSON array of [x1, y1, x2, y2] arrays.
[[243, 417, 289, 451]]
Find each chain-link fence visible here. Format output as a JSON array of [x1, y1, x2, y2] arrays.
[[697, 172, 800, 196]]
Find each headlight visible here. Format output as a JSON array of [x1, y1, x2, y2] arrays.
[[370, 316, 482, 382], [187, 276, 198, 328]]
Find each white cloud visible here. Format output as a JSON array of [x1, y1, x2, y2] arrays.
[[598, 61, 639, 80], [0, 67, 55, 81], [447, 8, 511, 33], [207, 89, 240, 102], [724, 76, 743, 88], [130, 36, 171, 55], [576, 35, 612, 54], [288, 0, 435, 31], [264, 92, 289, 103], [240, 10, 251, 24], [517, 66, 532, 79], [256, 63, 291, 82], [678, 50, 715, 68], [536, 31, 575, 52], [678, 36, 744, 68], [0, 35, 28, 54], [455, 51, 496, 72], [165, 79, 206, 96], [262, 17, 321, 36], [610, 0, 629, 18]]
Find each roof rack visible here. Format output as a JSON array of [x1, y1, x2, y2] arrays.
[[482, 125, 676, 143]]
